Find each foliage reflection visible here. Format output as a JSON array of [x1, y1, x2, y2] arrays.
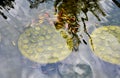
[[0, 0, 120, 51]]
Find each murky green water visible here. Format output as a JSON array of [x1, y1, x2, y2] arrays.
[[0, 0, 120, 78]]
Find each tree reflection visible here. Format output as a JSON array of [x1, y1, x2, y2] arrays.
[[27, 0, 45, 8], [0, 0, 120, 19], [54, 0, 107, 51], [0, 0, 120, 51], [0, 0, 15, 19], [53, 0, 120, 51], [112, 0, 120, 8]]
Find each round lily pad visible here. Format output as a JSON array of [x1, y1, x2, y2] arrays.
[[90, 26, 120, 65], [18, 25, 73, 63]]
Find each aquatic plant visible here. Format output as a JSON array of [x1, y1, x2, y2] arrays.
[[18, 25, 73, 63], [90, 26, 120, 65], [0, 0, 120, 51]]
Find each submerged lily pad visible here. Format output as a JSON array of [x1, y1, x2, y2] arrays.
[[90, 26, 120, 65], [18, 25, 73, 63]]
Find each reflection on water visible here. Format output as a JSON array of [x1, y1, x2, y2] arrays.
[[112, 0, 120, 8], [59, 63, 93, 78], [28, 0, 45, 8], [53, 0, 107, 51], [0, 0, 120, 78], [0, 0, 120, 19], [0, 0, 15, 19]]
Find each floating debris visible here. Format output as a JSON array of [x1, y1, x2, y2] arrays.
[[11, 41, 16, 46]]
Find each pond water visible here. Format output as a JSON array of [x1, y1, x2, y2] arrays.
[[0, 0, 120, 78]]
